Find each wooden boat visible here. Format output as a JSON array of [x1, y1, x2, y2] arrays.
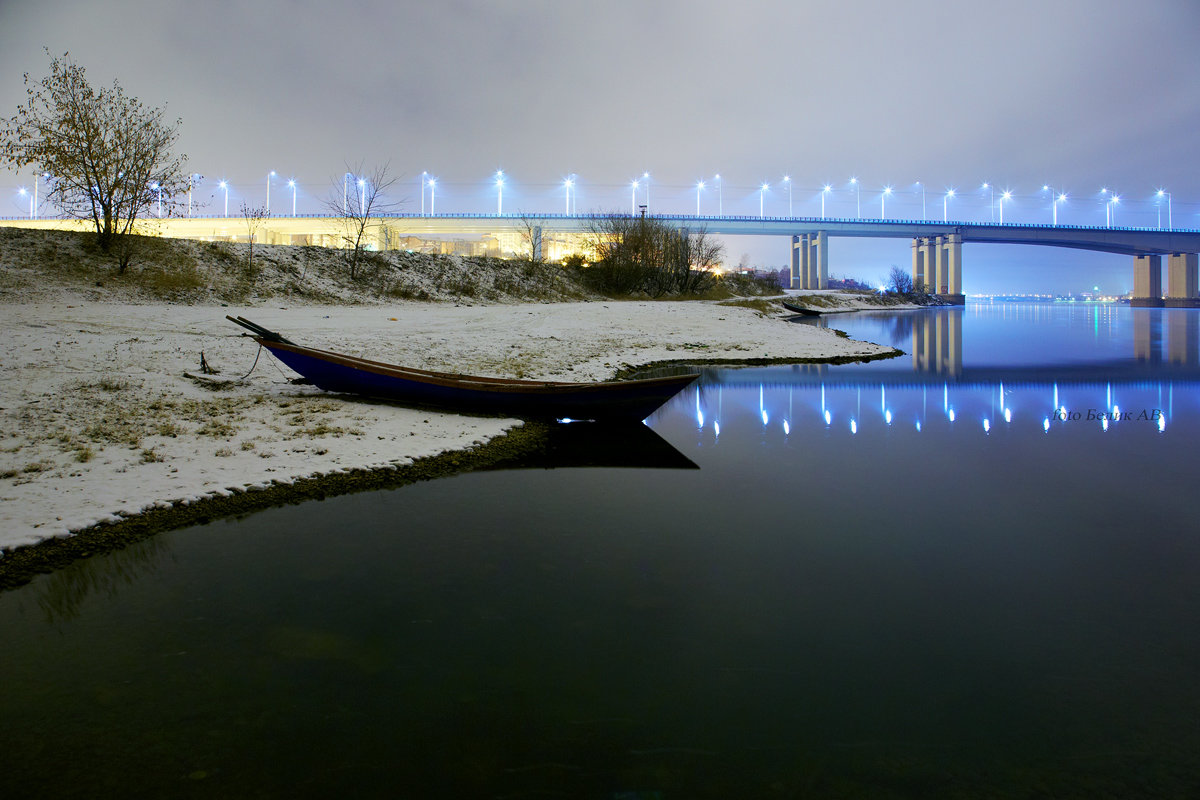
[[781, 301, 822, 316], [227, 316, 699, 421]]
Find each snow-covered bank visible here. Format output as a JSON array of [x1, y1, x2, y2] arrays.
[[785, 289, 928, 314], [0, 298, 895, 555]]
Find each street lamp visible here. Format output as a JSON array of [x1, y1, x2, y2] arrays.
[[266, 170, 275, 214], [881, 186, 892, 219], [17, 187, 30, 219], [982, 182, 994, 222], [1108, 194, 1120, 227], [850, 177, 860, 218], [759, 183, 769, 218], [642, 172, 650, 212], [943, 189, 955, 222], [915, 181, 926, 220], [821, 184, 831, 219], [495, 170, 504, 215], [1055, 193, 1066, 226], [420, 171, 427, 216], [427, 178, 436, 215], [187, 174, 199, 217], [630, 180, 639, 216], [343, 172, 352, 214], [783, 175, 792, 217], [696, 180, 704, 215], [999, 190, 1012, 224], [33, 172, 48, 219], [288, 179, 297, 217], [563, 176, 573, 214], [218, 180, 228, 216], [714, 174, 722, 215], [357, 178, 365, 212], [1156, 189, 1172, 229], [151, 181, 161, 217]]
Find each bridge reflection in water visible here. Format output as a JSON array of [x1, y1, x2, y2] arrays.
[[657, 306, 1200, 442]]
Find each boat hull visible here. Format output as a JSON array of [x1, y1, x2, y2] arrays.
[[258, 339, 697, 421]]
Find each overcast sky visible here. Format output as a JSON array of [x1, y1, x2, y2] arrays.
[[2, 0, 1198, 292]]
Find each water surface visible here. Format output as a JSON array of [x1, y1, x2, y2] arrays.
[[2, 302, 1199, 798]]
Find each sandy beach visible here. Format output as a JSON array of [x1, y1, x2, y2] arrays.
[[0, 297, 896, 557]]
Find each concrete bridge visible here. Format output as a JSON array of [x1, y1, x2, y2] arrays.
[[3, 212, 1199, 305]]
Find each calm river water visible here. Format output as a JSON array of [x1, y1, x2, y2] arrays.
[[3, 302, 1200, 798]]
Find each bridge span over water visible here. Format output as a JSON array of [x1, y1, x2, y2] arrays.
[[3, 212, 1199, 305]]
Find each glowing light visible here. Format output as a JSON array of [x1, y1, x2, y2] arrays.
[[824, 409, 831, 426], [1004, 408, 1012, 423], [761, 409, 769, 426], [1102, 417, 1109, 431], [948, 409, 956, 422], [983, 419, 991, 433], [850, 419, 857, 435], [885, 409, 892, 425], [783, 420, 790, 435], [714, 420, 720, 438], [1043, 418, 1051, 432], [1158, 414, 1166, 432], [915, 421, 922, 432]]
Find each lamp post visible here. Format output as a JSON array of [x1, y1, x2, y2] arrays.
[[266, 170, 275, 214], [783, 175, 792, 217], [288, 179, 296, 217], [343, 172, 352, 215], [428, 178, 436, 215], [187, 174, 198, 217], [420, 171, 427, 216], [630, 180, 639, 216], [915, 181, 926, 220], [696, 180, 704, 215], [495, 170, 504, 215], [1156, 189, 1172, 229], [642, 172, 650, 212], [759, 183, 769, 218], [219, 180, 228, 216], [1101, 188, 1111, 226], [821, 185, 831, 219], [715, 174, 722, 215], [999, 190, 1011, 224], [881, 186, 892, 219], [563, 176, 573, 214], [151, 181, 161, 217], [943, 189, 954, 222], [358, 178, 365, 212], [1108, 194, 1120, 227], [18, 187, 30, 219], [850, 177, 860, 218], [1055, 193, 1066, 226], [982, 182, 994, 222]]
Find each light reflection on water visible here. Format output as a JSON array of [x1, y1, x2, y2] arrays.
[[2, 302, 1200, 798]]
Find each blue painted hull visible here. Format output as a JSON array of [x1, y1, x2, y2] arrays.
[[257, 339, 698, 421]]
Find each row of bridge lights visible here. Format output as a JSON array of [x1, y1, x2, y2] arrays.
[[8, 172, 1178, 229]]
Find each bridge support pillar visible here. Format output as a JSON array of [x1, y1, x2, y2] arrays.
[[943, 233, 964, 303], [813, 231, 828, 289], [1131, 254, 1164, 307], [911, 239, 927, 290], [791, 232, 828, 289], [1165, 253, 1200, 307], [532, 226, 543, 262], [933, 236, 947, 294]]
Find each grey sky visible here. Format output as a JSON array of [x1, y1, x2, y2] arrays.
[[2, 0, 1198, 291]]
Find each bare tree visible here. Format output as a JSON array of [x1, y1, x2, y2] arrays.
[[324, 161, 401, 279], [887, 265, 914, 295], [0, 50, 189, 271], [516, 211, 545, 262], [585, 214, 724, 296], [241, 203, 270, 274]]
